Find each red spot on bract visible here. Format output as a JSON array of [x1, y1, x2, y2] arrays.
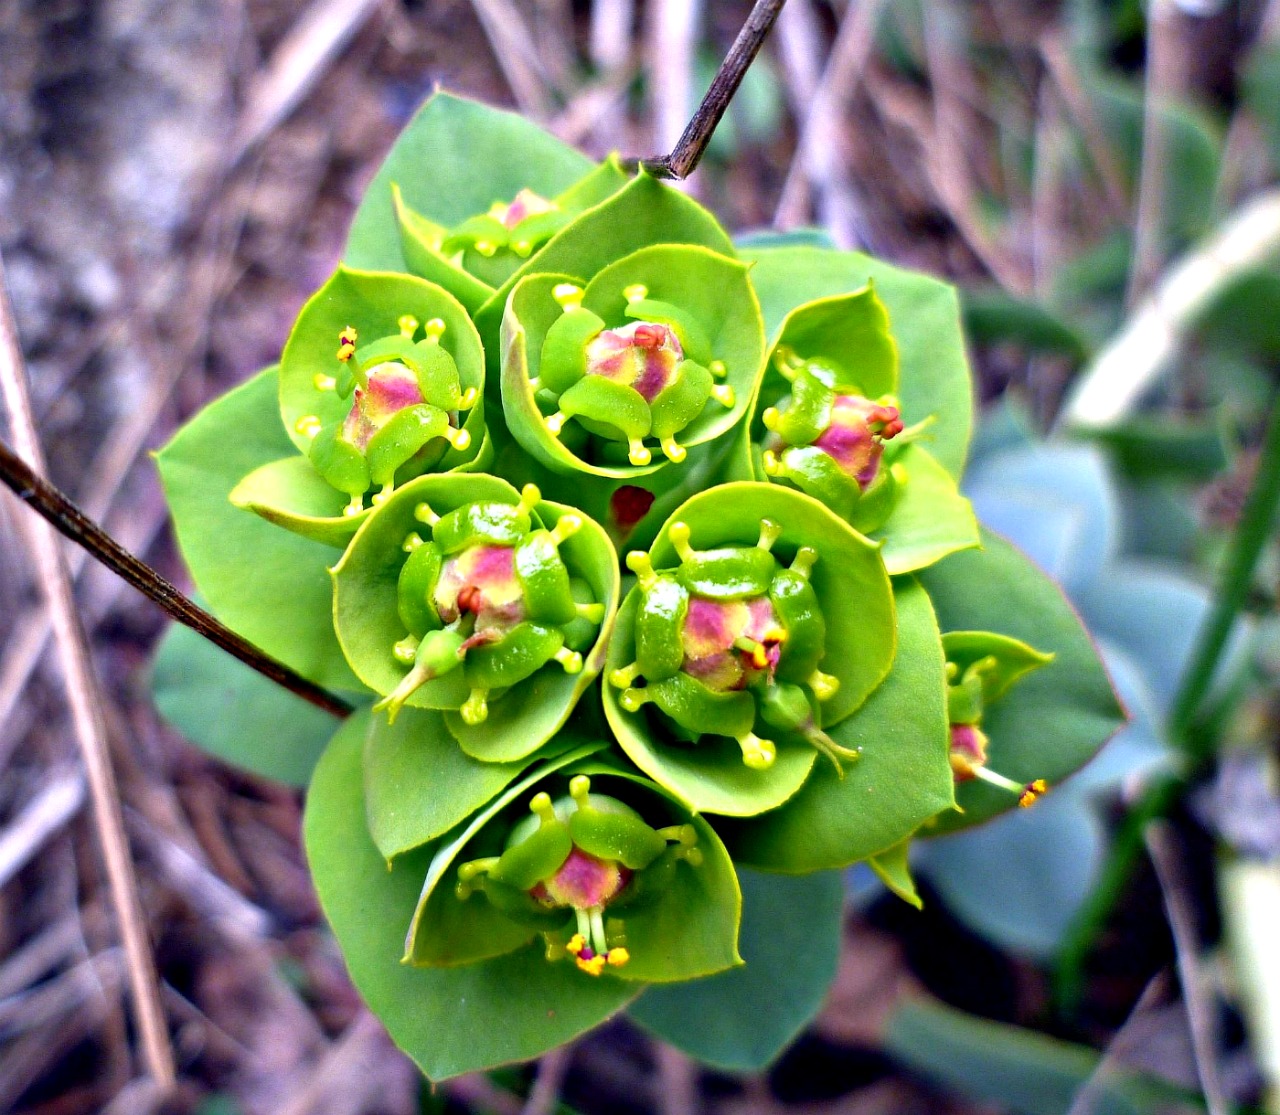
[[610, 486, 655, 531]]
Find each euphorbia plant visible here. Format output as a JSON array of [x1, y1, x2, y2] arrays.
[[151, 91, 1124, 1081]]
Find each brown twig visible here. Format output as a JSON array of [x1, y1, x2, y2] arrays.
[[1145, 821, 1229, 1115], [640, 0, 787, 179], [0, 258, 176, 1088], [0, 442, 352, 719], [522, 1045, 574, 1115]]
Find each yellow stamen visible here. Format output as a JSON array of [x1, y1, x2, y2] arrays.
[[1019, 779, 1048, 808], [628, 437, 652, 466], [555, 647, 583, 674], [423, 318, 446, 343], [313, 373, 336, 391], [623, 283, 648, 304], [443, 426, 471, 451], [398, 314, 419, 338], [606, 948, 630, 967], [576, 954, 607, 976], [337, 326, 357, 361], [709, 359, 727, 378], [660, 435, 686, 463], [566, 933, 587, 956], [552, 283, 584, 312], [295, 415, 322, 438], [711, 384, 735, 407]]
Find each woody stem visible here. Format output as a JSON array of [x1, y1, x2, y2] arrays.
[[639, 0, 788, 179], [0, 439, 353, 719]]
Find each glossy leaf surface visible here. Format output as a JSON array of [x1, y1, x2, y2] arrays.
[[629, 868, 843, 1071], [152, 622, 341, 787]]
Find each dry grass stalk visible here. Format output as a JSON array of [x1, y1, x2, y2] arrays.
[[0, 255, 176, 1089]]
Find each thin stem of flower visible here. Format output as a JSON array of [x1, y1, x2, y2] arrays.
[[638, 0, 787, 179], [0, 439, 353, 719]]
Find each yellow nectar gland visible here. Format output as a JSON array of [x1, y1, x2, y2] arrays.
[[423, 318, 446, 343], [623, 283, 648, 304], [710, 384, 735, 408], [552, 283, 584, 313], [295, 415, 322, 439], [313, 373, 336, 392], [398, 314, 419, 338]]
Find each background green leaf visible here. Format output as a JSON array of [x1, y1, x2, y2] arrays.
[[155, 367, 360, 692], [344, 92, 594, 272], [152, 622, 342, 787], [874, 444, 979, 575], [628, 868, 843, 1072], [304, 714, 637, 1079], [919, 529, 1126, 834], [740, 246, 973, 481], [721, 578, 953, 872]]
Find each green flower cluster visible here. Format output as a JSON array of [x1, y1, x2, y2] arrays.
[[154, 94, 1124, 1080]]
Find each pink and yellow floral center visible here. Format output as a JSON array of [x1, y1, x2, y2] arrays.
[[530, 847, 630, 910], [681, 595, 784, 691], [948, 723, 989, 782], [340, 362, 425, 451], [433, 544, 525, 631], [498, 188, 557, 229], [812, 395, 904, 488], [584, 321, 683, 402]]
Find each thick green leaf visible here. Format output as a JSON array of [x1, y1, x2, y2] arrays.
[[155, 367, 359, 692], [868, 839, 922, 909], [363, 707, 532, 861], [740, 246, 973, 480], [344, 92, 594, 272], [874, 444, 979, 575], [151, 622, 341, 787], [475, 173, 736, 350], [720, 579, 954, 871], [885, 996, 1194, 1115], [305, 716, 636, 1079], [629, 868, 843, 1072], [772, 286, 898, 398], [229, 455, 358, 547], [918, 529, 1125, 835]]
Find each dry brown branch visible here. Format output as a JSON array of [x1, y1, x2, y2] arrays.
[[1127, 0, 1186, 307], [647, 0, 704, 173], [1067, 973, 1172, 1115], [470, 0, 556, 119], [276, 1010, 398, 1115], [232, 0, 385, 164], [0, 256, 176, 1089], [0, 767, 85, 889], [1146, 821, 1229, 1115], [522, 1044, 574, 1115], [774, 0, 883, 245], [0, 918, 83, 1002]]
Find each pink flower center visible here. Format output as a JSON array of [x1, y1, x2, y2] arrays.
[[584, 321, 683, 402], [531, 847, 630, 909], [500, 189, 556, 228], [433, 544, 525, 631], [812, 395, 903, 488], [341, 362, 425, 450], [681, 595, 783, 691]]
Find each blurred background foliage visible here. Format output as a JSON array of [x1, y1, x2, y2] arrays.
[[2, 0, 1280, 1112]]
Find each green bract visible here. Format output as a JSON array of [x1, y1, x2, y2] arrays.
[[502, 245, 764, 477], [333, 474, 619, 760], [747, 284, 979, 575], [603, 483, 895, 815], [150, 90, 1125, 1081]]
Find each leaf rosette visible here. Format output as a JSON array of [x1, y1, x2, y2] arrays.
[[603, 482, 895, 816], [747, 285, 977, 575], [405, 754, 742, 983], [332, 473, 619, 761], [231, 267, 489, 547], [502, 244, 765, 479]]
